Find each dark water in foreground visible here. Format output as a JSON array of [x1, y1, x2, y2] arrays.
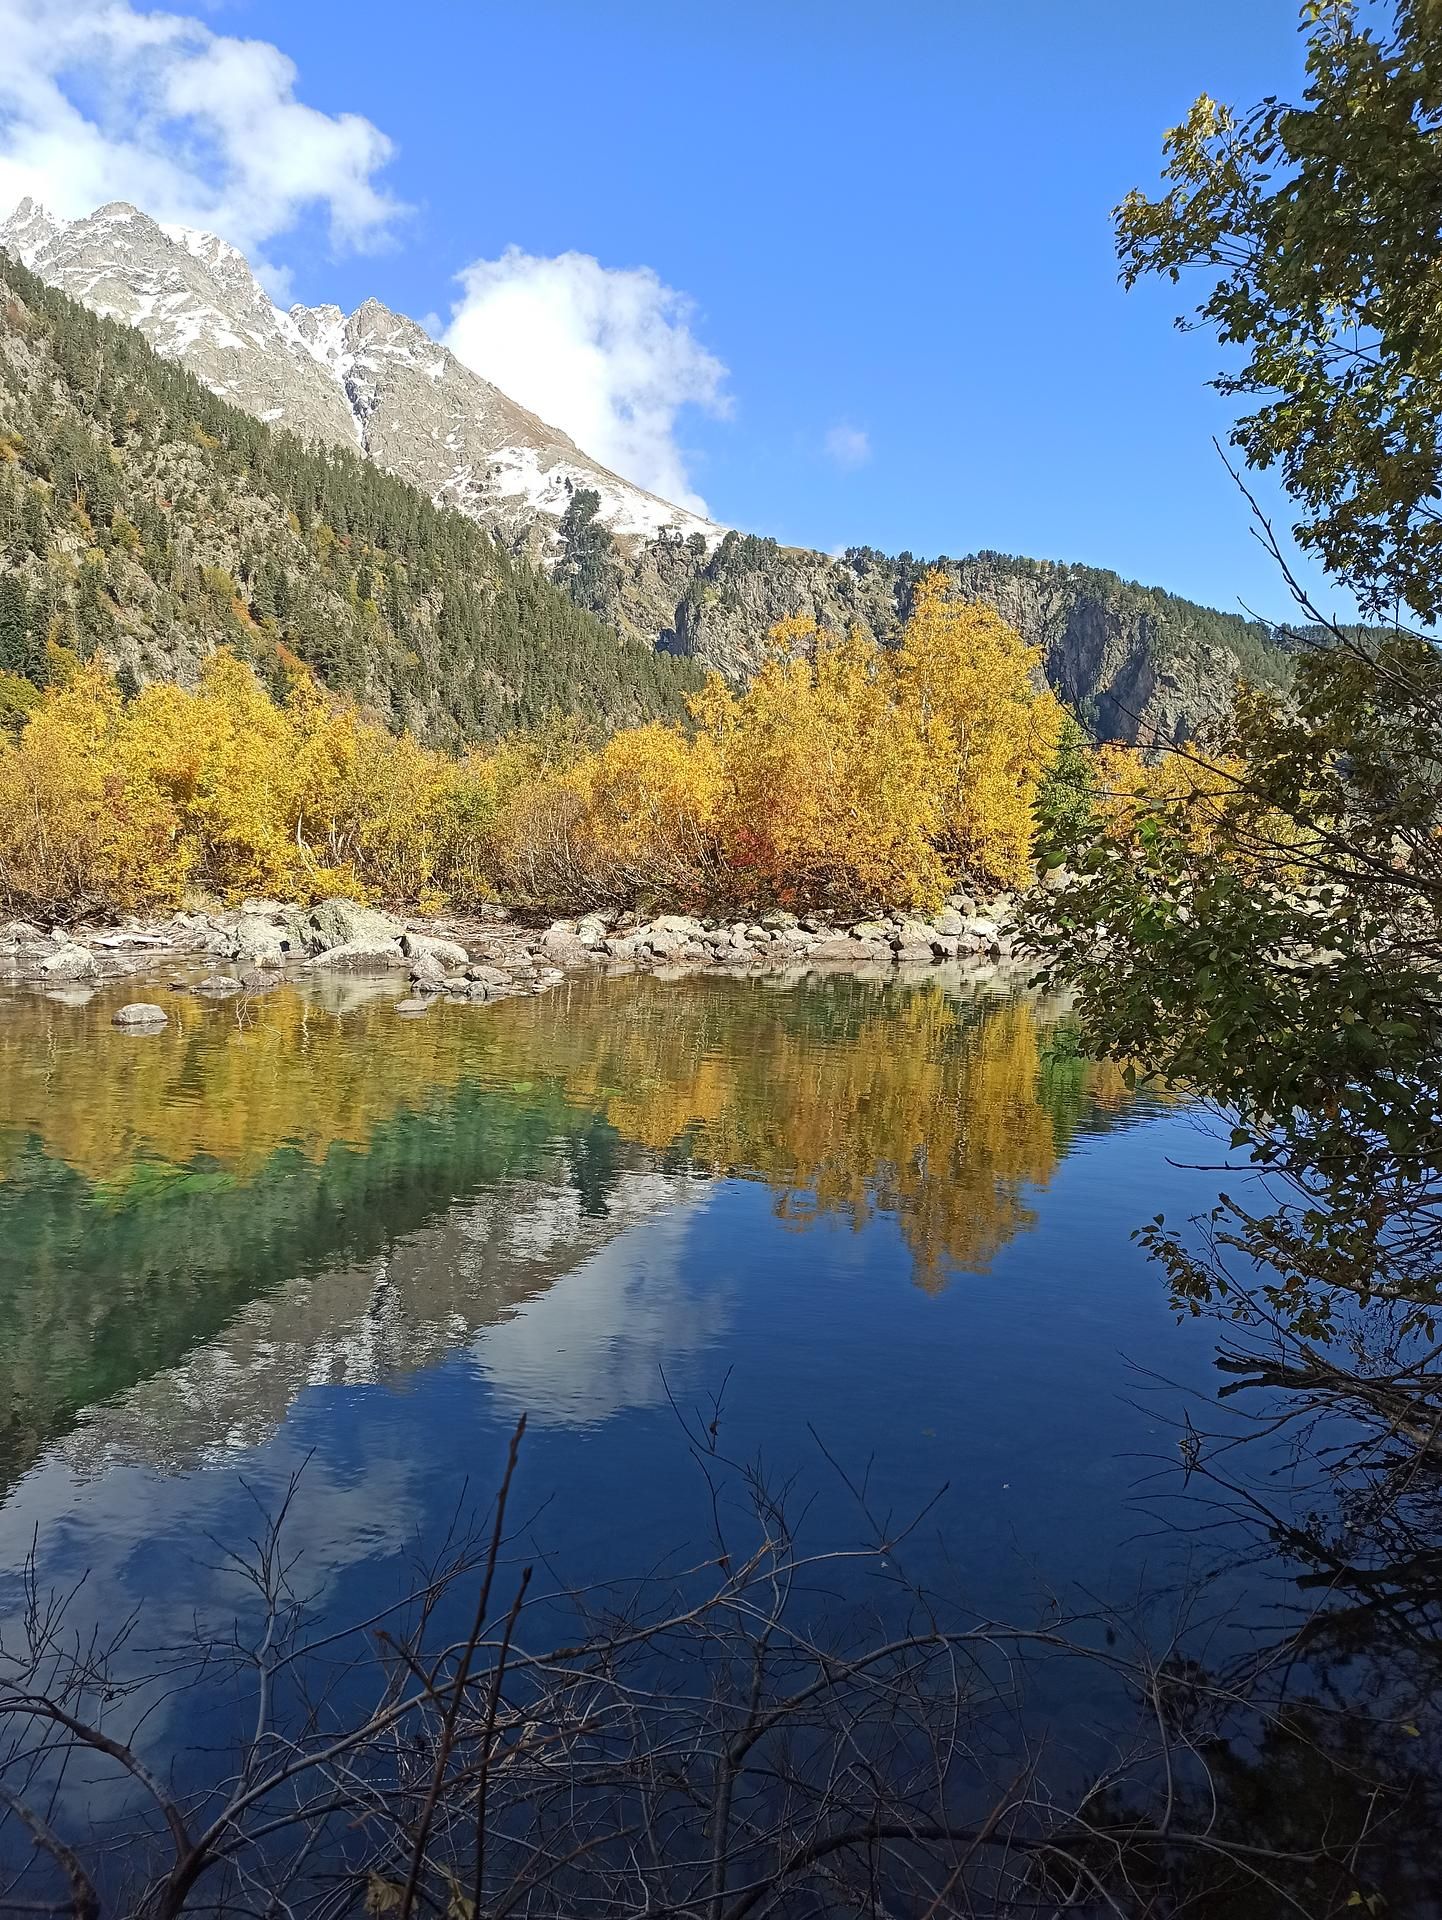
[[0, 964, 1281, 1890]]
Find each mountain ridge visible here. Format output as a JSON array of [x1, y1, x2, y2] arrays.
[[0, 248, 703, 742], [1, 198, 719, 553], [3, 195, 1312, 744]]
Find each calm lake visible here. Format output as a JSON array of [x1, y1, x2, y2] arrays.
[[0, 962, 1292, 1893]]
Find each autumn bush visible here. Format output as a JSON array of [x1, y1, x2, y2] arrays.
[[0, 572, 1066, 920]]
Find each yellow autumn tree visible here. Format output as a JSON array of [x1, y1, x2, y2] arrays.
[[695, 620, 941, 909], [126, 651, 308, 900], [577, 721, 725, 903], [0, 662, 190, 917], [1089, 741, 1254, 857], [893, 572, 1064, 889], [694, 582, 1062, 909], [0, 575, 1067, 921]]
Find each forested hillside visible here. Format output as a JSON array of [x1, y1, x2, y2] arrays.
[[0, 255, 703, 746]]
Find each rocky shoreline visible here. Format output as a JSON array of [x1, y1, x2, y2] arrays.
[[0, 889, 1030, 1020]]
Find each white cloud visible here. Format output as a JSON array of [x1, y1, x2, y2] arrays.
[[0, 0, 405, 275], [824, 423, 871, 471], [446, 247, 729, 515], [0, 4, 732, 509]]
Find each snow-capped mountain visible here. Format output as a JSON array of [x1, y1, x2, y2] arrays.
[[0, 198, 720, 550]]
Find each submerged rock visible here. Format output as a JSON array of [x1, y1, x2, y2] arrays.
[[466, 964, 513, 988], [194, 975, 244, 998], [807, 936, 888, 963]]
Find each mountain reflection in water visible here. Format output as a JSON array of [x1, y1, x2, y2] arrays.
[[0, 968, 1150, 1487]]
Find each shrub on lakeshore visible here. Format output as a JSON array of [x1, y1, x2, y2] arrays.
[[0, 572, 1067, 919]]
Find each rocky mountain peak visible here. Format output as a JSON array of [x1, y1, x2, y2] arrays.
[[1, 196, 723, 552], [0, 197, 360, 444], [2, 197, 62, 266], [288, 301, 348, 372]]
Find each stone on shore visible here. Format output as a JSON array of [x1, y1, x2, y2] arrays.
[[37, 944, 97, 980], [408, 950, 449, 986], [231, 913, 290, 965], [0, 919, 48, 955], [287, 899, 406, 957], [894, 920, 938, 950], [402, 930, 470, 971], [306, 939, 409, 972], [538, 924, 599, 967]]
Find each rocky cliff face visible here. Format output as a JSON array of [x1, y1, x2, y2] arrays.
[[620, 539, 1293, 747]]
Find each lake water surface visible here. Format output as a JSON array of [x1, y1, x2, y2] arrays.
[[0, 963, 1275, 1890]]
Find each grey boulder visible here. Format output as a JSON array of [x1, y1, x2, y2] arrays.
[[307, 939, 408, 972], [113, 1002, 168, 1027], [37, 944, 97, 980], [290, 898, 405, 956], [401, 930, 470, 971], [194, 974, 244, 997]]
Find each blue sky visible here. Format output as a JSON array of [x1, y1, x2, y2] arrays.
[[1, 0, 1348, 620]]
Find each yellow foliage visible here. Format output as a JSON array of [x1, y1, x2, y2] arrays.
[[698, 627, 942, 908], [0, 663, 190, 917], [894, 574, 1064, 888], [685, 572, 1061, 909], [0, 653, 480, 917], [569, 722, 724, 903], [0, 576, 1064, 920], [1091, 742, 1248, 852]]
